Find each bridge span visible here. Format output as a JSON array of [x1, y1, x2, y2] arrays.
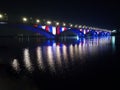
[[0, 23, 112, 39], [0, 14, 112, 39]]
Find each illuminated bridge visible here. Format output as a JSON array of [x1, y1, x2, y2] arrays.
[[21, 17, 112, 38], [33, 24, 111, 37], [0, 13, 112, 39]]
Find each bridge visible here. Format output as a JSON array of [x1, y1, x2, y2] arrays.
[[0, 13, 112, 39], [21, 17, 112, 39]]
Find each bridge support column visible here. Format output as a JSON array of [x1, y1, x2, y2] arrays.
[[56, 26, 60, 35], [45, 25, 49, 32]]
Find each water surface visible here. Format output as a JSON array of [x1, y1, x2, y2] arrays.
[[0, 36, 119, 90]]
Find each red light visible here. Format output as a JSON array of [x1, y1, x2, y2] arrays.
[[56, 26, 60, 35], [33, 24, 38, 28], [45, 25, 49, 32]]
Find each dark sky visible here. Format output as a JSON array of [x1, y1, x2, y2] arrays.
[[0, 0, 120, 30]]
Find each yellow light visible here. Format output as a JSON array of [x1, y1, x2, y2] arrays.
[[22, 17, 27, 22], [0, 14, 3, 18], [47, 21, 51, 25], [36, 19, 40, 23]]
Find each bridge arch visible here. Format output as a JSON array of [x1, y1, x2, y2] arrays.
[[59, 28, 84, 37], [85, 30, 98, 37], [17, 24, 55, 39]]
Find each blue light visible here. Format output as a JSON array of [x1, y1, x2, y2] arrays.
[[18, 24, 55, 39], [106, 32, 110, 36], [76, 35, 79, 40], [49, 26, 53, 33], [38, 25, 42, 28], [112, 36, 116, 52], [60, 27, 63, 33]]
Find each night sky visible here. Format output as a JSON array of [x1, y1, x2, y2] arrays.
[[0, 0, 120, 30]]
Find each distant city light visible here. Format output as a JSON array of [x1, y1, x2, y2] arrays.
[[22, 17, 27, 22], [47, 21, 52, 25], [36, 19, 40, 23], [0, 14, 3, 19]]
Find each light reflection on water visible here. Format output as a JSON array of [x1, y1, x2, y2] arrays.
[[56, 45, 62, 68], [23, 48, 33, 72], [36, 47, 44, 70], [12, 59, 20, 72], [46, 46, 55, 72], [11, 36, 114, 73]]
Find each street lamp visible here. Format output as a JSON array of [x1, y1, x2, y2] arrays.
[[112, 30, 117, 33], [46, 21, 52, 25], [22, 17, 28, 22], [70, 24, 73, 27], [79, 25, 82, 28], [56, 22, 59, 26], [63, 23, 66, 26], [75, 24, 78, 28], [36, 19, 40, 23]]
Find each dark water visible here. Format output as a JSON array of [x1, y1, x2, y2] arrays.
[[0, 36, 120, 90]]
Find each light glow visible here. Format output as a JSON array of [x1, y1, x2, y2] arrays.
[[56, 45, 62, 67], [47, 21, 52, 25], [47, 46, 55, 72], [22, 17, 27, 22], [12, 59, 20, 71], [41, 26, 46, 30], [52, 26, 56, 35], [56, 22, 59, 26], [63, 23, 66, 26], [36, 19, 40, 23], [0, 14, 3, 18], [75, 25, 78, 28], [79, 25, 82, 28], [23, 48, 33, 71], [36, 47, 44, 70], [70, 24, 73, 27]]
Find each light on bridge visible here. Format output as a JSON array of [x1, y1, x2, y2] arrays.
[[70, 24, 73, 27], [56, 22, 59, 26], [36, 19, 40, 23], [83, 25, 86, 28], [63, 23, 66, 26], [112, 30, 117, 33], [75, 25, 78, 28], [22, 17, 28, 22], [79, 25, 82, 28], [0, 14, 3, 19], [47, 21, 52, 25]]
